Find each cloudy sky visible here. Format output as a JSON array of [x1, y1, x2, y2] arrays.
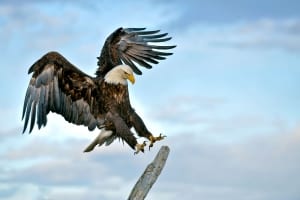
[[1, 0, 300, 199]]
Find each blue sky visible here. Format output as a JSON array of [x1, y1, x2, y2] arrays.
[[1, 0, 300, 199]]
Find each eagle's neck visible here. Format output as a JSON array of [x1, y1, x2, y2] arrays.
[[102, 81, 129, 105]]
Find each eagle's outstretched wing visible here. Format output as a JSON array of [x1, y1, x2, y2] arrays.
[[22, 51, 102, 133], [96, 27, 176, 76]]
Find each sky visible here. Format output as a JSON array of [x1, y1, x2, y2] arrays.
[[0, 0, 300, 199]]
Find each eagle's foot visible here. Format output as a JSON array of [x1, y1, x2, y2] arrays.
[[149, 133, 166, 150], [134, 141, 147, 155]]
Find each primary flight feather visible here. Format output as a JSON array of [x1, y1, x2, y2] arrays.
[[22, 27, 176, 153]]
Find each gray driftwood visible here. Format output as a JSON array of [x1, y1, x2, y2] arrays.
[[128, 146, 170, 200]]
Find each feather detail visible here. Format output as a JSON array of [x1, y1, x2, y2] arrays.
[[22, 52, 103, 133], [96, 27, 176, 76]]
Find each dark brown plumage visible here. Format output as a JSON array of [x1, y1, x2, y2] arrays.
[[22, 27, 176, 152]]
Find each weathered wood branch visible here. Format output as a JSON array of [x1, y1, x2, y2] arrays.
[[128, 146, 170, 200]]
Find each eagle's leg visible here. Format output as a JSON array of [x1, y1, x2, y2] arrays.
[[130, 111, 166, 150], [106, 112, 145, 152]]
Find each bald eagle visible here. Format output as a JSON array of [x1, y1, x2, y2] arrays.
[[22, 27, 175, 153]]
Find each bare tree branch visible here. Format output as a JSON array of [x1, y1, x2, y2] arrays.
[[128, 146, 170, 200]]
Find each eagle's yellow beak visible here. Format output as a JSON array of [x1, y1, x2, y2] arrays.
[[127, 73, 135, 84]]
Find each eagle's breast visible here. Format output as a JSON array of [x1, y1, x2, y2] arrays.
[[101, 82, 130, 113]]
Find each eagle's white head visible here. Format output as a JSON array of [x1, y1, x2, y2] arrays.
[[104, 65, 135, 85]]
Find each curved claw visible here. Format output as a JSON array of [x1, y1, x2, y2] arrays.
[[149, 133, 166, 150], [134, 141, 147, 155]]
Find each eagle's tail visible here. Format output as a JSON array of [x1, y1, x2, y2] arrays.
[[83, 129, 113, 152]]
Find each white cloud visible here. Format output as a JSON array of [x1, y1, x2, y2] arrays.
[[149, 125, 300, 200], [2, 123, 300, 200], [172, 18, 300, 55], [225, 19, 300, 51], [209, 19, 300, 52]]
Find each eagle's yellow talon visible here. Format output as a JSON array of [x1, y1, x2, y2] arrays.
[[149, 133, 166, 150], [134, 141, 147, 155]]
